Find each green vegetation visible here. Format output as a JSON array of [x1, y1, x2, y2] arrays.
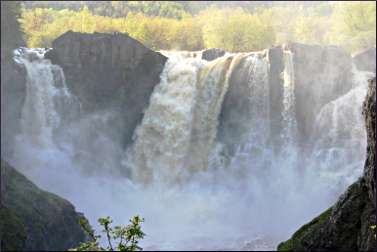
[[19, 1, 376, 52], [277, 207, 332, 251], [69, 216, 145, 251], [0, 207, 27, 251], [1, 160, 87, 250]]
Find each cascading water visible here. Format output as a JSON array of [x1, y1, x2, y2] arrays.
[[13, 47, 73, 148], [125, 53, 245, 184], [8, 47, 372, 250], [308, 66, 374, 195]]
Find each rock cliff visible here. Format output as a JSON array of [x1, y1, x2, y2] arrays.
[[0, 60, 26, 159], [353, 47, 376, 73], [202, 48, 226, 61], [0, 160, 89, 251], [288, 43, 354, 149], [46, 31, 168, 146], [278, 78, 376, 251]]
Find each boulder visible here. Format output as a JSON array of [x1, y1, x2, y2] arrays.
[[45, 31, 168, 146], [202, 48, 226, 61], [0, 159, 89, 251]]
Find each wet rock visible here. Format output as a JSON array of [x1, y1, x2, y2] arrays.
[[278, 78, 376, 251], [267, 46, 285, 153], [0, 159, 89, 251], [288, 43, 354, 149], [202, 48, 226, 61], [353, 47, 376, 73], [0, 59, 26, 159], [45, 31, 168, 146]]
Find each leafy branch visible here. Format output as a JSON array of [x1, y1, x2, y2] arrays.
[[69, 216, 145, 251]]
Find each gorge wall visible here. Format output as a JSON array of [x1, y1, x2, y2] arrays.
[[45, 31, 167, 147], [0, 160, 89, 251], [278, 78, 376, 251], [2, 30, 376, 250]]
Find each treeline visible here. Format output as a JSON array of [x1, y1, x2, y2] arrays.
[[20, 1, 376, 53]]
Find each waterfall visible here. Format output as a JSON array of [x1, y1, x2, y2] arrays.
[[309, 66, 374, 193], [13, 48, 74, 148], [125, 53, 245, 183], [281, 50, 298, 152], [8, 46, 372, 250]]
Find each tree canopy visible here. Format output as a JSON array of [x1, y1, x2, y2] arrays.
[[20, 1, 376, 52]]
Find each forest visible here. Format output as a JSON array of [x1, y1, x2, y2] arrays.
[[20, 1, 376, 52]]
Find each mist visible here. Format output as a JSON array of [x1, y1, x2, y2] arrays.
[[1, 1, 376, 251], [4, 46, 372, 250]]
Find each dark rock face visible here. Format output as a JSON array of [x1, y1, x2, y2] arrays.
[[0, 159, 89, 251], [288, 43, 354, 149], [0, 59, 26, 159], [353, 47, 376, 73], [218, 48, 284, 157], [278, 78, 376, 251], [202, 48, 226, 61], [363, 78, 376, 210], [46, 31, 167, 146], [267, 46, 284, 152]]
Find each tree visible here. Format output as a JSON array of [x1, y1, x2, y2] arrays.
[[69, 216, 145, 251]]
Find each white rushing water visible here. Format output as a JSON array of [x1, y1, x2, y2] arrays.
[[9, 48, 373, 250]]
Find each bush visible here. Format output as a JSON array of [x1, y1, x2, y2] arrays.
[[69, 216, 145, 251]]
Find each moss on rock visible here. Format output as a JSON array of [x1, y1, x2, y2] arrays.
[[278, 207, 332, 251], [1, 159, 89, 250]]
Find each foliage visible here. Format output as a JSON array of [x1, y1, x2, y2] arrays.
[[0, 207, 27, 251], [19, 2, 376, 53], [328, 1, 376, 52], [371, 225, 376, 240], [69, 216, 145, 251]]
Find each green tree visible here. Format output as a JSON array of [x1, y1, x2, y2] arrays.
[[329, 1, 376, 52], [70, 216, 145, 251]]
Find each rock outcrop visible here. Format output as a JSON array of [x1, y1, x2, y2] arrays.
[[288, 43, 354, 149], [1, 2, 27, 160], [46, 31, 167, 146], [278, 78, 376, 251], [202, 48, 226, 61], [0, 60, 26, 160], [0, 160, 89, 251], [353, 47, 376, 73]]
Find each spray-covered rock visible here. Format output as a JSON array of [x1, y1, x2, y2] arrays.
[[353, 47, 376, 73], [46, 31, 168, 146], [202, 48, 226, 61], [0, 159, 89, 251], [277, 78, 376, 251]]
